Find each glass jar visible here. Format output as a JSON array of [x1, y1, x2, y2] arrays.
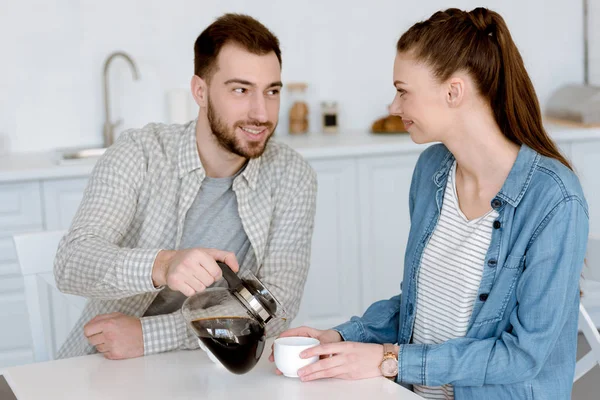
[[321, 101, 338, 133], [287, 82, 309, 134], [181, 267, 286, 374]]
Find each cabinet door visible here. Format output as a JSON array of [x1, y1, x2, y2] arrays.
[[358, 153, 421, 310], [0, 181, 42, 368], [0, 182, 42, 235], [42, 178, 88, 230], [571, 141, 600, 236], [0, 237, 20, 278], [0, 289, 33, 368], [292, 158, 361, 329]]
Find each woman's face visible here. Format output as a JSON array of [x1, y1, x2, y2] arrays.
[[389, 51, 454, 144]]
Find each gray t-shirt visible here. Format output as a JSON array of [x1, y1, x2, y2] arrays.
[[144, 169, 251, 317]]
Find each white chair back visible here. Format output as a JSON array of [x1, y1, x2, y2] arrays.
[[575, 234, 600, 382], [13, 230, 86, 362]]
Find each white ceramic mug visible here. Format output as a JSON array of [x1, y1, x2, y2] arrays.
[[274, 337, 320, 378]]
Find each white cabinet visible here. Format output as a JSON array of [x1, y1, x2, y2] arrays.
[[0, 178, 88, 368], [295, 153, 421, 327], [0, 182, 43, 368], [0, 281, 32, 370], [357, 154, 419, 310], [0, 237, 20, 277], [294, 158, 362, 329], [42, 178, 88, 230], [0, 182, 43, 234], [0, 291, 32, 356], [570, 141, 600, 236]]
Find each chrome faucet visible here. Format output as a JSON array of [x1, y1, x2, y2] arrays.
[[103, 51, 140, 148]]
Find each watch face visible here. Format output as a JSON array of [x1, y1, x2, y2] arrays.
[[381, 358, 398, 376]]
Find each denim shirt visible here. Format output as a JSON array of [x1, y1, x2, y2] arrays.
[[335, 143, 589, 399]]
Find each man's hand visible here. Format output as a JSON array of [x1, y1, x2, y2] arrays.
[[151, 248, 239, 296], [84, 312, 144, 360]]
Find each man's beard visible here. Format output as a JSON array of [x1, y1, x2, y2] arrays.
[[207, 98, 276, 159]]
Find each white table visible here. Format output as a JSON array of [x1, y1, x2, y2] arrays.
[[4, 343, 421, 399]]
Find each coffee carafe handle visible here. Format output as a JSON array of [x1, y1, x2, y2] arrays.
[[217, 261, 244, 290]]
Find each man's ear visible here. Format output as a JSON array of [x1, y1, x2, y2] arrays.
[[191, 75, 208, 107]]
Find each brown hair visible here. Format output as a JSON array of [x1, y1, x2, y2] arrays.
[[194, 13, 282, 81], [397, 7, 571, 170]]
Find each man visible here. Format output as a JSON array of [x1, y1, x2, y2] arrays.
[[54, 13, 317, 360]]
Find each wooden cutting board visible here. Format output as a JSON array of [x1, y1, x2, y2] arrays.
[[545, 117, 600, 128]]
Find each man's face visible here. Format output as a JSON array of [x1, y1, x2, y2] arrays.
[[205, 43, 282, 159]]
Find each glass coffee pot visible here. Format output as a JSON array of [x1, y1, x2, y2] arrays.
[[181, 262, 287, 375]]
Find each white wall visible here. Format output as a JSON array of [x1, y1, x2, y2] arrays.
[[589, 0, 600, 85], [0, 0, 586, 153]]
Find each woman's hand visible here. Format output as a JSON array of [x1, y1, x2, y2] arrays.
[[296, 342, 386, 382], [268, 326, 343, 374]]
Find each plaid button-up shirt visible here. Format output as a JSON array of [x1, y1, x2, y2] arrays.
[[54, 120, 317, 358]]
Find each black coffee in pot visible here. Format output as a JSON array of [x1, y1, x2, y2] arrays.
[[191, 317, 265, 374]]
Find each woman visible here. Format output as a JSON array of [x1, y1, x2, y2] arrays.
[[270, 7, 588, 399]]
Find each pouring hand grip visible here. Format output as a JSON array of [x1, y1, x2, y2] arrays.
[[217, 261, 244, 290]]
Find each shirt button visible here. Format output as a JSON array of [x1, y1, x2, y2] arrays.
[[408, 304, 414, 315], [493, 220, 501, 229], [488, 259, 497, 267], [491, 199, 502, 209], [479, 293, 489, 302]]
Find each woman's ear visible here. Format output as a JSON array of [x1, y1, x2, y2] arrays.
[[446, 77, 465, 108]]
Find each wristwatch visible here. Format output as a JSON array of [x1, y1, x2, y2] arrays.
[[379, 343, 398, 380]]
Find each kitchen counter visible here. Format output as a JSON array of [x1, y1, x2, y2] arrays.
[[1, 123, 599, 183], [3, 340, 421, 400]]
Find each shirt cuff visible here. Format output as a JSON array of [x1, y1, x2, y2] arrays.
[[332, 320, 364, 342], [140, 311, 187, 355], [398, 343, 429, 385]]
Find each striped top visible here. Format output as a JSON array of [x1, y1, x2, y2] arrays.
[[412, 162, 498, 400]]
